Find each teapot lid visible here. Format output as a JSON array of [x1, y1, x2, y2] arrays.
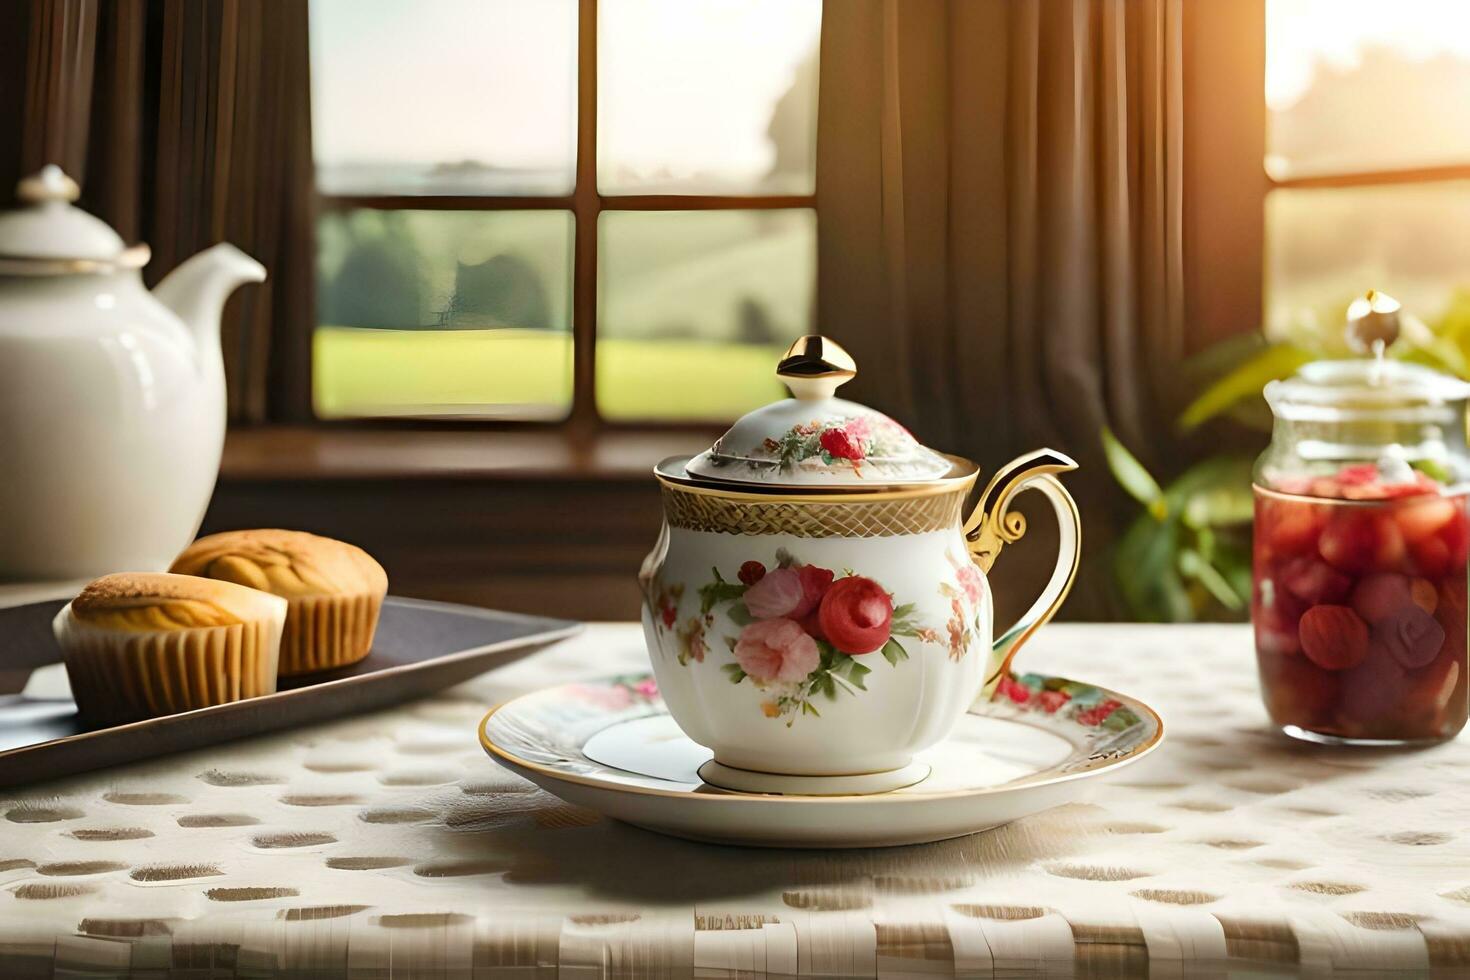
[[684, 336, 956, 488], [0, 166, 150, 275]]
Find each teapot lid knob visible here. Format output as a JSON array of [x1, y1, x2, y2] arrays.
[[776, 335, 856, 401], [16, 165, 81, 205]]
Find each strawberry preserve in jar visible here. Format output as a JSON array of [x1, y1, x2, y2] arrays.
[[1254, 359, 1470, 744]]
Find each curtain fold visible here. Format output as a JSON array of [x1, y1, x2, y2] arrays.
[[0, 0, 314, 423], [1002, 0, 1187, 468], [818, 0, 1186, 619]]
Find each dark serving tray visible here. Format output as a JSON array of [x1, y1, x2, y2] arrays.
[[0, 596, 581, 787]]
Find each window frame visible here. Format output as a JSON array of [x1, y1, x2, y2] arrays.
[[1187, 0, 1470, 354], [311, 0, 819, 431]]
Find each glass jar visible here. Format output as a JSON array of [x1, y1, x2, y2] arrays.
[[1253, 359, 1470, 744]]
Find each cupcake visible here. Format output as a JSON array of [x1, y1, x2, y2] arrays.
[[53, 573, 287, 726], [170, 529, 387, 676]]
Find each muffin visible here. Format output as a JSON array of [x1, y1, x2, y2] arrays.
[[53, 573, 287, 726], [170, 529, 387, 676]]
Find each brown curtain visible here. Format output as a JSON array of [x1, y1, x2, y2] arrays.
[[817, 0, 1186, 619], [0, 0, 315, 422]]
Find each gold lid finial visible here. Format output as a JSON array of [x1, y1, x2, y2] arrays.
[[1345, 289, 1401, 355], [776, 335, 856, 401]]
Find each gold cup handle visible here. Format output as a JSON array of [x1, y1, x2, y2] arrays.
[[964, 449, 1082, 692]]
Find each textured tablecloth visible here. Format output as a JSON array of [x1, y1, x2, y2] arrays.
[[2, 618, 1468, 978]]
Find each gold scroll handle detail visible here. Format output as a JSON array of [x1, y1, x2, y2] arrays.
[[964, 449, 1082, 691]]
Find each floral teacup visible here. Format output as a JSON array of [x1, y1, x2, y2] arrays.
[[640, 337, 1081, 795]]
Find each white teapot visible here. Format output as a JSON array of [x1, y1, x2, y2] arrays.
[[0, 166, 266, 580], [640, 336, 1082, 794]]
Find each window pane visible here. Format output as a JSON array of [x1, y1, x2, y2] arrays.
[[598, 0, 821, 195], [1267, 0, 1470, 179], [315, 209, 573, 418], [597, 209, 815, 420], [1265, 182, 1470, 340], [309, 0, 577, 195]]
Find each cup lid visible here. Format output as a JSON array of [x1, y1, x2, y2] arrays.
[[0, 166, 150, 275], [684, 336, 954, 487]]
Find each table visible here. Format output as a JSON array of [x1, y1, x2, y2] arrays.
[[2, 618, 1468, 978]]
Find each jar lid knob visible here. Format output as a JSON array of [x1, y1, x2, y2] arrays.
[[1345, 289, 1401, 355], [776, 335, 856, 401]]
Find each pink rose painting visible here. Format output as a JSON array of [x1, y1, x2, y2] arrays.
[[646, 581, 711, 666], [743, 567, 805, 619], [946, 549, 986, 607], [662, 548, 938, 723], [734, 619, 820, 682], [939, 549, 986, 661], [677, 617, 708, 664]]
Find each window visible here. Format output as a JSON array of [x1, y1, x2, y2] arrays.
[[1264, 0, 1470, 341], [308, 0, 821, 422]]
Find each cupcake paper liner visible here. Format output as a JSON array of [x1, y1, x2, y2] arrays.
[[54, 609, 283, 728], [277, 591, 384, 677]]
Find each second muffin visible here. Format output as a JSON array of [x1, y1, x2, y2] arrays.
[[171, 529, 388, 676]]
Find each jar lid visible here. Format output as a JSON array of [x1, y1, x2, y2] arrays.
[[1265, 359, 1470, 422], [0, 166, 150, 275], [683, 336, 955, 487]]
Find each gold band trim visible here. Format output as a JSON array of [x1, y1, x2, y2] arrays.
[[654, 454, 981, 502], [660, 481, 971, 537], [0, 243, 151, 277]]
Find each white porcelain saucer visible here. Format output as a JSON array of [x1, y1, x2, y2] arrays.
[[480, 672, 1163, 848]]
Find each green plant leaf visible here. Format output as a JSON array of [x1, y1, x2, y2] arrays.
[[1177, 548, 1244, 611], [1413, 458, 1454, 483], [1113, 511, 1193, 622], [1430, 287, 1470, 349], [880, 637, 908, 666], [1165, 456, 1255, 510], [1223, 396, 1276, 433], [1181, 487, 1254, 530], [720, 663, 747, 684], [1177, 344, 1315, 431], [1102, 427, 1167, 520], [1402, 337, 1470, 379], [727, 602, 753, 626], [1214, 536, 1254, 604], [846, 659, 871, 690], [1176, 458, 1256, 529]]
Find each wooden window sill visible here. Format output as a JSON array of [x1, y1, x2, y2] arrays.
[[220, 425, 722, 482]]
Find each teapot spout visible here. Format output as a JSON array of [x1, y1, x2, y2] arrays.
[[153, 243, 267, 367]]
